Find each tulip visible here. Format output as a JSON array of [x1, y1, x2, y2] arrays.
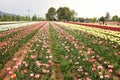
[[99, 75, 104, 79], [108, 65, 113, 69], [36, 61, 41, 67], [42, 69, 47, 74], [92, 67, 96, 72], [69, 59, 72, 63], [46, 70, 50, 73], [30, 73, 34, 77], [75, 62, 79, 65], [48, 60, 52, 64], [49, 55, 52, 59], [108, 69, 113, 73], [14, 66, 18, 70], [8, 71, 13, 75], [85, 72, 88, 76], [35, 74, 40, 79], [86, 77, 91, 80], [65, 56, 69, 59], [45, 64, 50, 68], [105, 75, 110, 79], [97, 65, 103, 70], [6, 67, 11, 71], [23, 69, 28, 74], [10, 74, 16, 79]]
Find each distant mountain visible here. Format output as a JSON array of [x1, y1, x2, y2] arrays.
[[0, 11, 16, 16]]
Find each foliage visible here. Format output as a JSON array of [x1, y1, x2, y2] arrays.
[[99, 16, 106, 24], [32, 15, 37, 21], [0, 14, 44, 21], [112, 15, 119, 21], [46, 7, 56, 21], [46, 7, 77, 21], [105, 12, 110, 21], [57, 7, 75, 21]]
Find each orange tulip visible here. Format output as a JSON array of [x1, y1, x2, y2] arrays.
[[10, 74, 16, 79]]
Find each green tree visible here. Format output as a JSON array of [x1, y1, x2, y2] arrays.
[[105, 12, 110, 21], [70, 10, 77, 21], [2, 15, 8, 21], [118, 18, 120, 22], [62, 7, 71, 21], [112, 15, 119, 21], [77, 17, 85, 22], [16, 15, 21, 21], [38, 17, 45, 21], [57, 7, 72, 21], [99, 16, 105, 25], [11, 16, 16, 21], [92, 17, 97, 23], [57, 7, 63, 21], [32, 15, 37, 21], [0, 15, 2, 21], [46, 7, 56, 20]]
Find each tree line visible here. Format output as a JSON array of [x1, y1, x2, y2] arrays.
[[46, 7, 77, 21], [72, 12, 120, 24], [0, 15, 45, 21], [46, 7, 120, 25], [99, 12, 120, 25]]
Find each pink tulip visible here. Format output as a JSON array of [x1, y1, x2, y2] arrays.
[[8, 71, 13, 75], [105, 75, 110, 79], [87, 50, 91, 54], [47, 49, 51, 53], [65, 56, 69, 59], [92, 67, 96, 72], [36, 61, 41, 67], [108, 69, 113, 73], [86, 77, 91, 80], [14, 66, 18, 70], [6, 67, 11, 71], [97, 65, 103, 70], [45, 64, 50, 68], [35, 74, 40, 78]]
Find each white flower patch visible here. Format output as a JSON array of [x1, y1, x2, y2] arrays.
[[0, 21, 40, 31]]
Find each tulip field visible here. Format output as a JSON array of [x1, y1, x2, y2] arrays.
[[0, 21, 120, 80]]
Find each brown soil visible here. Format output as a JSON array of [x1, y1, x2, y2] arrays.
[[51, 63, 63, 80], [113, 76, 120, 80]]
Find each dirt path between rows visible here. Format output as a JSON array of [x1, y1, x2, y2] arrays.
[[48, 24, 64, 80], [51, 63, 63, 80]]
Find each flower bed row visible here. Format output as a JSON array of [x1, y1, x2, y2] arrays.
[[0, 22, 43, 38], [56, 22, 120, 45], [0, 22, 45, 70], [54, 22, 120, 79], [0, 23, 43, 42], [0, 22, 40, 31], [66, 22, 120, 32], [50, 23, 115, 80], [8, 22, 53, 80]]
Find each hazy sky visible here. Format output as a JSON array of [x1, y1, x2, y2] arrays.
[[0, 0, 120, 18]]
